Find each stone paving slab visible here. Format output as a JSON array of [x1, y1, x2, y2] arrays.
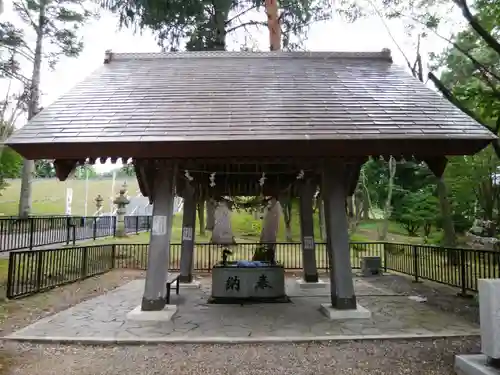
[[4, 277, 480, 343]]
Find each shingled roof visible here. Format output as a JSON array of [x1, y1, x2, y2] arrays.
[[6, 50, 495, 160]]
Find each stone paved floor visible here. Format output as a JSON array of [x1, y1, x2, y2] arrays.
[[4, 277, 479, 341]]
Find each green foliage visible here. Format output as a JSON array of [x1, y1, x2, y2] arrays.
[[74, 165, 98, 179], [101, 0, 340, 51], [12, 0, 96, 68], [361, 157, 441, 237], [445, 149, 500, 229], [433, 17, 499, 132], [34, 160, 55, 178], [393, 187, 439, 237], [0, 22, 27, 82], [0, 147, 23, 193], [115, 164, 135, 177]]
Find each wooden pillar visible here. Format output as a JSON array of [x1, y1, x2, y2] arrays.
[[322, 160, 357, 309], [141, 165, 176, 311], [299, 179, 318, 282], [180, 184, 196, 283]]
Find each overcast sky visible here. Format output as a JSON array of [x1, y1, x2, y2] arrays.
[[1, 0, 463, 171]]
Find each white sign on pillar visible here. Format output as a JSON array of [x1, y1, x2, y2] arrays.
[[152, 215, 167, 236], [65, 188, 73, 215], [182, 227, 193, 241], [303, 236, 315, 250]]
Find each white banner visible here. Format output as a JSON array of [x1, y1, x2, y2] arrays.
[[65, 188, 73, 215]]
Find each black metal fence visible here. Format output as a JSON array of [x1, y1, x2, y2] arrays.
[[0, 215, 151, 252], [384, 243, 500, 295], [5, 241, 500, 299]]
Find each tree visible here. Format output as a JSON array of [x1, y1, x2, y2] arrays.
[[430, 3, 499, 138], [446, 150, 500, 232], [369, 0, 500, 155], [116, 164, 135, 177], [393, 186, 439, 238], [427, 0, 499, 242], [101, 0, 340, 52], [0, 46, 27, 193], [34, 159, 55, 177], [13, 0, 94, 217], [0, 147, 23, 193], [377, 156, 396, 240]]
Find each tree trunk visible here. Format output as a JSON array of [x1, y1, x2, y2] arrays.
[[378, 157, 396, 240], [354, 191, 363, 222], [318, 198, 326, 241], [212, 0, 230, 50], [254, 197, 282, 262], [18, 0, 45, 218], [284, 203, 293, 242], [259, 198, 282, 243], [362, 190, 370, 220], [437, 177, 458, 265], [211, 201, 235, 245], [346, 196, 354, 218], [197, 200, 206, 236], [265, 0, 281, 51], [205, 198, 215, 230]]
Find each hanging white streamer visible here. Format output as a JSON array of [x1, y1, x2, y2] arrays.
[[209, 172, 216, 187], [184, 170, 194, 181], [258, 172, 266, 187]]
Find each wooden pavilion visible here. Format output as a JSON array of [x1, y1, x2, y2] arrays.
[[6, 50, 496, 317]]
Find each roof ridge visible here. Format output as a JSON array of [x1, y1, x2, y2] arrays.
[[102, 50, 393, 64]]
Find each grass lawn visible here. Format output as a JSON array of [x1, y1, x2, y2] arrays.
[[1, 176, 442, 246], [0, 177, 139, 216], [356, 219, 443, 245], [0, 258, 8, 293]]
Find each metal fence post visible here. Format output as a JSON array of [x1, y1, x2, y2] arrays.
[[29, 217, 34, 250], [6, 251, 15, 299], [457, 248, 472, 298], [72, 225, 76, 246], [412, 245, 420, 283], [66, 217, 71, 245], [113, 216, 117, 237], [81, 246, 89, 278], [35, 251, 44, 293], [93, 217, 97, 240], [383, 242, 388, 272], [208, 245, 212, 272], [111, 244, 117, 269]]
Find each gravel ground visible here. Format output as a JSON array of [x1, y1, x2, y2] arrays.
[[0, 269, 145, 374], [366, 274, 479, 324], [0, 270, 482, 375], [1, 337, 480, 375]]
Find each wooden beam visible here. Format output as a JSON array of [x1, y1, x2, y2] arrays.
[[134, 160, 154, 202], [53, 159, 78, 181], [423, 157, 448, 178]]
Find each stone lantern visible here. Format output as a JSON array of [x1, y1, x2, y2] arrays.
[[95, 194, 104, 212], [113, 184, 130, 237]]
